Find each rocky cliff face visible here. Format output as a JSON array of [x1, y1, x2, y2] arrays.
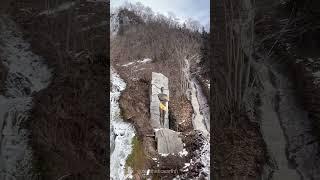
[[249, 0, 320, 179]]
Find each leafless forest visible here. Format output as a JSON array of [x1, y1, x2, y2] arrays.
[[111, 2, 210, 179]]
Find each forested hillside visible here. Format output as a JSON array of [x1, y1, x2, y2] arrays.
[[111, 2, 210, 179]]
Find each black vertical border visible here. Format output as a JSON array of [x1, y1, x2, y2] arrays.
[[210, 0, 214, 178], [106, 0, 111, 179]]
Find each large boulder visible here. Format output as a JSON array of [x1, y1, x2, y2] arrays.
[[155, 128, 183, 154], [150, 72, 169, 128]]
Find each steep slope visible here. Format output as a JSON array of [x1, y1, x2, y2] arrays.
[[0, 15, 51, 179], [111, 3, 210, 179]]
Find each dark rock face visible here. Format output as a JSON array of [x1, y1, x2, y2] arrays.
[[253, 0, 320, 179], [0, 58, 8, 93]]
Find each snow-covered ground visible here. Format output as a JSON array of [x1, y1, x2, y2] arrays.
[[189, 78, 210, 179], [183, 58, 210, 179], [197, 136, 210, 177], [110, 67, 135, 180], [0, 15, 51, 179]]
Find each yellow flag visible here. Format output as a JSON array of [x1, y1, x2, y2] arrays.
[[160, 102, 167, 111]]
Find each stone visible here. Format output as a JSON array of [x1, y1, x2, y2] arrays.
[[150, 72, 169, 128], [155, 128, 183, 154]]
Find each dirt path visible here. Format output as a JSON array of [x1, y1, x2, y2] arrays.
[[0, 15, 51, 179]]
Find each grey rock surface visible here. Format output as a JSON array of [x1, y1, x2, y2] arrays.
[[183, 59, 209, 135], [150, 72, 169, 128], [155, 128, 183, 154], [258, 61, 320, 180]]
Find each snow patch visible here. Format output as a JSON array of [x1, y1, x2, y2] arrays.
[[39, 2, 76, 16], [122, 58, 152, 67], [183, 163, 190, 168], [125, 167, 134, 179], [137, 58, 152, 63], [178, 148, 189, 156], [198, 139, 210, 176], [122, 62, 135, 67], [181, 163, 191, 172], [159, 153, 169, 157]]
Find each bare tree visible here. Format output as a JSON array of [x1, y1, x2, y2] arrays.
[[211, 0, 256, 128], [185, 18, 201, 32]]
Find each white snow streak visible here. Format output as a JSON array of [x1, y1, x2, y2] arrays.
[[137, 58, 152, 64], [0, 15, 51, 179], [39, 2, 75, 16], [183, 58, 210, 179], [121, 58, 152, 67], [110, 67, 135, 180]]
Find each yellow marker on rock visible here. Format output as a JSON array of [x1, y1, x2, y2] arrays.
[[158, 87, 169, 127], [160, 102, 167, 111]]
